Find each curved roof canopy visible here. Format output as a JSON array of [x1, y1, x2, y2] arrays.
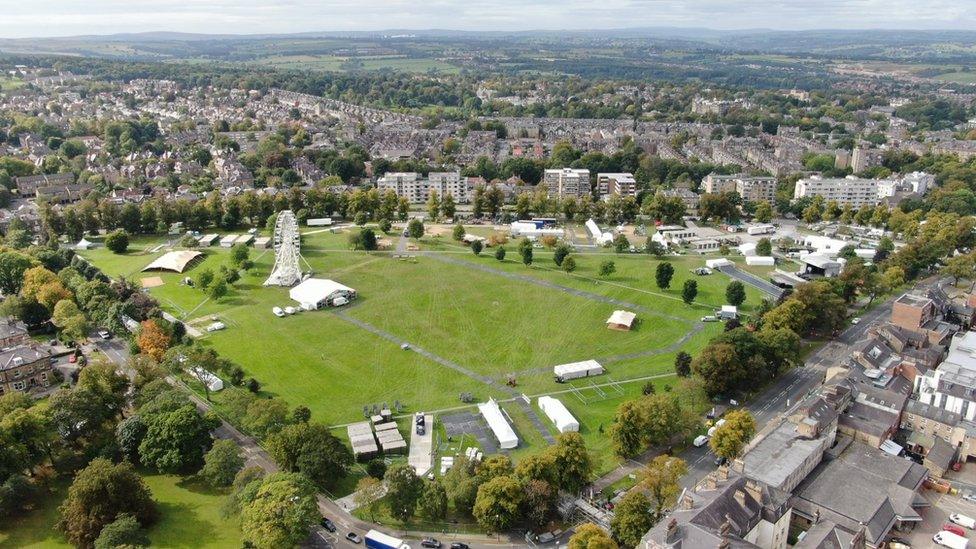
[[142, 250, 204, 273]]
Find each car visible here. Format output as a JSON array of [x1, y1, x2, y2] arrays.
[[401, 343, 411, 350], [415, 413, 425, 426], [713, 455, 727, 466], [346, 533, 362, 544], [934, 531, 969, 549], [701, 315, 719, 322], [851, 317, 861, 325], [284, 306, 297, 315], [416, 424, 426, 436], [272, 307, 285, 317], [963, 493, 976, 503], [320, 518, 337, 532], [97, 330, 112, 340], [943, 523, 967, 537], [888, 539, 911, 549], [206, 321, 226, 332], [951, 513, 976, 529], [693, 435, 709, 447], [421, 538, 441, 548], [450, 543, 469, 549]]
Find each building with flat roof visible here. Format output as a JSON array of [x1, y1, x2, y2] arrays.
[[543, 168, 590, 199], [793, 176, 884, 208], [597, 173, 637, 200]]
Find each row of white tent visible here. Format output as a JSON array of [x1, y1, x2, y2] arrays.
[[477, 395, 581, 450]]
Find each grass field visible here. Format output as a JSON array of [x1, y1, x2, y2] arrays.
[[0, 474, 240, 549], [80, 225, 758, 461]]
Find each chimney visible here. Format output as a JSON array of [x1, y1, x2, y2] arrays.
[[733, 490, 747, 508], [665, 518, 679, 543], [745, 480, 763, 503], [705, 474, 717, 490], [716, 465, 730, 481], [680, 493, 694, 510]]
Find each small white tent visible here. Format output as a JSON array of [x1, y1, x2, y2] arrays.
[[75, 238, 94, 250], [538, 396, 580, 433]]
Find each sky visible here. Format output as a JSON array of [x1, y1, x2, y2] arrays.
[[1, 0, 975, 38]]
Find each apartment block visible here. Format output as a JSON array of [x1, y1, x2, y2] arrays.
[[793, 176, 881, 208], [376, 171, 467, 204], [543, 168, 590, 199], [596, 173, 637, 200]]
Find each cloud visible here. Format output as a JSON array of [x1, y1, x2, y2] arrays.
[[0, 0, 974, 38]]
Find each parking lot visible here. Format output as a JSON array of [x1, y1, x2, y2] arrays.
[[441, 412, 498, 454], [905, 490, 976, 547]]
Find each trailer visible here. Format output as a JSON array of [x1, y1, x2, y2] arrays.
[[747, 224, 775, 236], [365, 530, 411, 549], [554, 359, 605, 382], [307, 218, 333, 227]]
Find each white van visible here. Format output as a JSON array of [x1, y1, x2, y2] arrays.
[[693, 435, 710, 447], [333, 296, 349, 307], [951, 513, 976, 529], [701, 316, 719, 322], [934, 530, 969, 549]]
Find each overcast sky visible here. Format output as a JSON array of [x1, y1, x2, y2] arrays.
[[1, 0, 975, 38]]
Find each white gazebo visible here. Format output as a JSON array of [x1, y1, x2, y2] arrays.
[[288, 278, 356, 310]]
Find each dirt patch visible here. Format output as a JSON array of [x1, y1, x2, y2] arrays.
[[140, 276, 164, 288]]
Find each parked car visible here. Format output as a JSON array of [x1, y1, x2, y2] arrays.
[[97, 330, 112, 340], [933, 530, 968, 549], [951, 513, 976, 529], [963, 493, 976, 503], [944, 523, 968, 537], [346, 533, 362, 544], [284, 306, 297, 315], [416, 424, 426, 436], [701, 315, 719, 322], [206, 321, 226, 332], [320, 518, 337, 532], [421, 538, 441, 548], [851, 317, 861, 325], [272, 307, 285, 317], [450, 543, 469, 549], [693, 435, 710, 447], [713, 455, 727, 466], [415, 413, 425, 426]]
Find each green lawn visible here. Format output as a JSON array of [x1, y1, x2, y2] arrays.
[[0, 474, 241, 549]]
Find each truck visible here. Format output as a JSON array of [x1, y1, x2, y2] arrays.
[[933, 530, 969, 549], [951, 513, 976, 529], [365, 530, 411, 549]]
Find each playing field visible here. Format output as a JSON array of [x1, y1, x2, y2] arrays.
[[80, 226, 757, 430]]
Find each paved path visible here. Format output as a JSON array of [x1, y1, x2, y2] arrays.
[[716, 264, 786, 299]]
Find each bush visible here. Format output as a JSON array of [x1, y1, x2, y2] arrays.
[[562, 256, 577, 273], [494, 247, 506, 261], [378, 218, 393, 233]]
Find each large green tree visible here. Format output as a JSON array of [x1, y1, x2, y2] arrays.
[[610, 491, 654, 548], [709, 410, 756, 460], [266, 423, 352, 489], [200, 439, 245, 487], [239, 473, 319, 549], [139, 405, 216, 473], [472, 475, 524, 532], [385, 463, 424, 521]]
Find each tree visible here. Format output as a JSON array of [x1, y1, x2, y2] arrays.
[[52, 299, 88, 342], [196, 268, 215, 290], [418, 479, 449, 520], [441, 194, 457, 220], [562, 256, 577, 273], [639, 455, 688, 520], [137, 320, 171, 362], [378, 218, 393, 233], [495, 247, 506, 261], [199, 439, 245, 487], [359, 228, 378, 251], [292, 405, 311, 424], [408, 218, 425, 239], [522, 478, 557, 529], [674, 351, 692, 377], [208, 278, 229, 301], [754, 201, 773, 223], [105, 229, 130, 254], [138, 405, 216, 473], [553, 244, 571, 266], [452, 224, 466, 241], [645, 239, 666, 256], [613, 234, 630, 253], [94, 514, 149, 549], [266, 422, 352, 489], [354, 476, 384, 521], [681, 280, 698, 304], [755, 237, 772, 256], [241, 398, 289, 439], [942, 252, 976, 286], [472, 475, 523, 532], [520, 246, 533, 266], [0, 251, 34, 295], [385, 463, 424, 521], [599, 260, 616, 277], [568, 523, 618, 549], [116, 415, 147, 464], [655, 262, 674, 290], [550, 432, 593, 492], [57, 459, 157, 548], [240, 473, 319, 549], [609, 399, 648, 457], [471, 240, 484, 256], [725, 281, 746, 307], [610, 491, 654, 548], [709, 409, 756, 460], [426, 190, 441, 221]]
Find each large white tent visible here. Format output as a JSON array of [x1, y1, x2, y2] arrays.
[[538, 396, 580, 433], [553, 359, 604, 381], [289, 278, 356, 310], [142, 250, 204, 273], [477, 398, 518, 449]]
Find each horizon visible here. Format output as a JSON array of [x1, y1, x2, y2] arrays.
[[2, 0, 976, 40]]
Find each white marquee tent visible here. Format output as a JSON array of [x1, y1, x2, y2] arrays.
[[538, 396, 580, 433], [477, 398, 518, 449], [289, 278, 356, 310], [142, 250, 204, 273]]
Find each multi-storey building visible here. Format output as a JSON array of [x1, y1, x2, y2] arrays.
[[376, 171, 467, 204], [542, 168, 590, 199], [428, 172, 468, 203], [596, 173, 637, 200], [793, 176, 881, 208], [0, 345, 55, 396], [701, 173, 776, 203], [851, 147, 885, 173]]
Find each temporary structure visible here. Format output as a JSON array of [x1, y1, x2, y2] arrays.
[[477, 399, 518, 449], [142, 250, 204, 273], [606, 310, 637, 331], [190, 368, 224, 392], [538, 396, 580, 433], [289, 278, 356, 309], [75, 238, 94, 250], [553, 359, 604, 382], [746, 256, 775, 266]]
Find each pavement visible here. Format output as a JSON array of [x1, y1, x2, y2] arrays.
[[715, 263, 786, 299], [408, 414, 435, 476]]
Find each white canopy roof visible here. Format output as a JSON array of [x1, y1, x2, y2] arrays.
[[553, 359, 604, 378], [142, 250, 204, 273], [538, 396, 579, 433], [289, 278, 354, 306], [75, 238, 93, 249], [606, 310, 637, 328], [477, 398, 518, 449]]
